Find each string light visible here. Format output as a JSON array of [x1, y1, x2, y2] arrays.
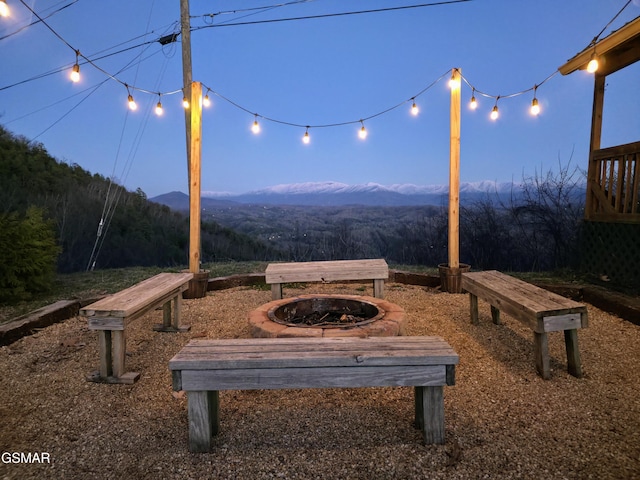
[[251, 115, 261, 134], [469, 88, 478, 110], [0, 0, 9, 17], [70, 51, 80, 83], [155, 95, 163, 116], [358, 120, 367, 139], [411, 98, 419, 116], [202, 89, 211, 107], [182, 94, 189, 109], [70, 63, 80, 83], [587, 50, 599, 73], [302, 127, 310, 144], [490, 97, 500, 120], [530, 86, 540, 116], [125, 85, 137, 111]]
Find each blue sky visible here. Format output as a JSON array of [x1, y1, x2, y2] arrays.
[[1, 0, 639, 197]]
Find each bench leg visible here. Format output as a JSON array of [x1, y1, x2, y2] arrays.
[[188, 391, 220, 453], [154, 296, 190, 333], [490, 305, 501, 325], [271, 283, 283, 300], [89, 329, 140, 384], [564, 329, 583, 378], [469, 294, 479, 325], [534, 332, 551, 380], [98, 330, 113, 378], [373, 279, 385, 299], [414, 386, 445, 444]]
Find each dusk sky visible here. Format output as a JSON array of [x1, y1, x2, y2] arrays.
[[1, 0, 639, 198]]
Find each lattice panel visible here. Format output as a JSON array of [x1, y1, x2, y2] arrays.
[[580, 221, 640, 291]]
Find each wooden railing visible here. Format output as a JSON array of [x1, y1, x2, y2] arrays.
[[586, 141, 640, 223]]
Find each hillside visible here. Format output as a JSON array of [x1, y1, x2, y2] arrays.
[[0, 125, 281, 273]]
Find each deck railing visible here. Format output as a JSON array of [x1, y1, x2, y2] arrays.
[[586, 141, 640, 223]]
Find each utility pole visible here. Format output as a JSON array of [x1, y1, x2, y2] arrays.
[[180, 0, 202, 274]]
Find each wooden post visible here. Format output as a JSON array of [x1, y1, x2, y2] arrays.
[[448, 68, 461, 269], [586, 74, 605, 219], [189, 81, 202, 273]]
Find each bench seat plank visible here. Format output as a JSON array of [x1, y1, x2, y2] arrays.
[[169, 337, 459, 370], [461, 270, 588, 332], [169, 336, 459, 451], [80, 272, 193, 319], [265, 259, 388, 283]]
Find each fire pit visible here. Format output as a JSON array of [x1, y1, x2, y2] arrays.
[[249, 294, 406, 338]]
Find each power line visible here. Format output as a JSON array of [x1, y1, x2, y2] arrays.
[[192, 0, 474, 31]]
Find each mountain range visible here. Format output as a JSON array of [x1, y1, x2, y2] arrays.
[[151, 181, 521, 210]]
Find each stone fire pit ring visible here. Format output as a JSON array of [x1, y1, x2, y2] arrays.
[[249, 294, 407, 338]]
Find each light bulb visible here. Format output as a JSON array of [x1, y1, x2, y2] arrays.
[[70, 64, 80, 83], [182, 96, 189, 109], [449, 74, 461, 90], [469, 95, 478, 110], [302, 129, 310, 144], [127, 94, 137, 111], [252, 118, 260, 134], [358, 124, 367, 140], [155, 101, 163, 116], [411, 101, 419, 116], [490, 105, 499, 120], [530, 97, 540, 116], [587, 52, 599, 73], [202, 94, 211, 107], [0, 0, 9, 17]]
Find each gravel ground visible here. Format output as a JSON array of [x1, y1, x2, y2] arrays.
[[1, 282, 639, 480]]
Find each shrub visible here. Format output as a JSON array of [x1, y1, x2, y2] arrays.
[[0, 207, 61, 303]]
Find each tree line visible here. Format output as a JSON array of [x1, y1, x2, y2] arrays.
[[201, 162, 586, 274]]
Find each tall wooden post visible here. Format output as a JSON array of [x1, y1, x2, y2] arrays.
[[188, 81, 202, 273], [448, 68, 461, 269]]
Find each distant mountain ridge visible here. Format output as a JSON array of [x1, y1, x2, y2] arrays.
[[151, 181, 523, 210]]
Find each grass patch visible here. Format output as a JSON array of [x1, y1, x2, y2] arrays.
[[0, 262, 268, 324]]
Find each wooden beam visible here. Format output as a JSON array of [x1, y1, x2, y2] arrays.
[[448, 68, 461, 269], [189, 81, 202, 273]]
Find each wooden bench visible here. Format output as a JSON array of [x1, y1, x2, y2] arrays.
[[169, 336, 459, 452], [265, 259, 389, 300], [81, 272, 193, 384], [461, 270, 588, 379]]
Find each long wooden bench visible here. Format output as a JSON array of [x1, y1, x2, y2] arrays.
[[265, 259, 389, 300], [461, 270, 588, 379], [81, 272, 193, 384], [169, 336, 459, 452]]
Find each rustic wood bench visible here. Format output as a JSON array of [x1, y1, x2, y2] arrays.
[[169, 336, 459, 452], [81, 272, 193, 384], [265, 259, 389, 300], [461, 270, 588, 379]]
